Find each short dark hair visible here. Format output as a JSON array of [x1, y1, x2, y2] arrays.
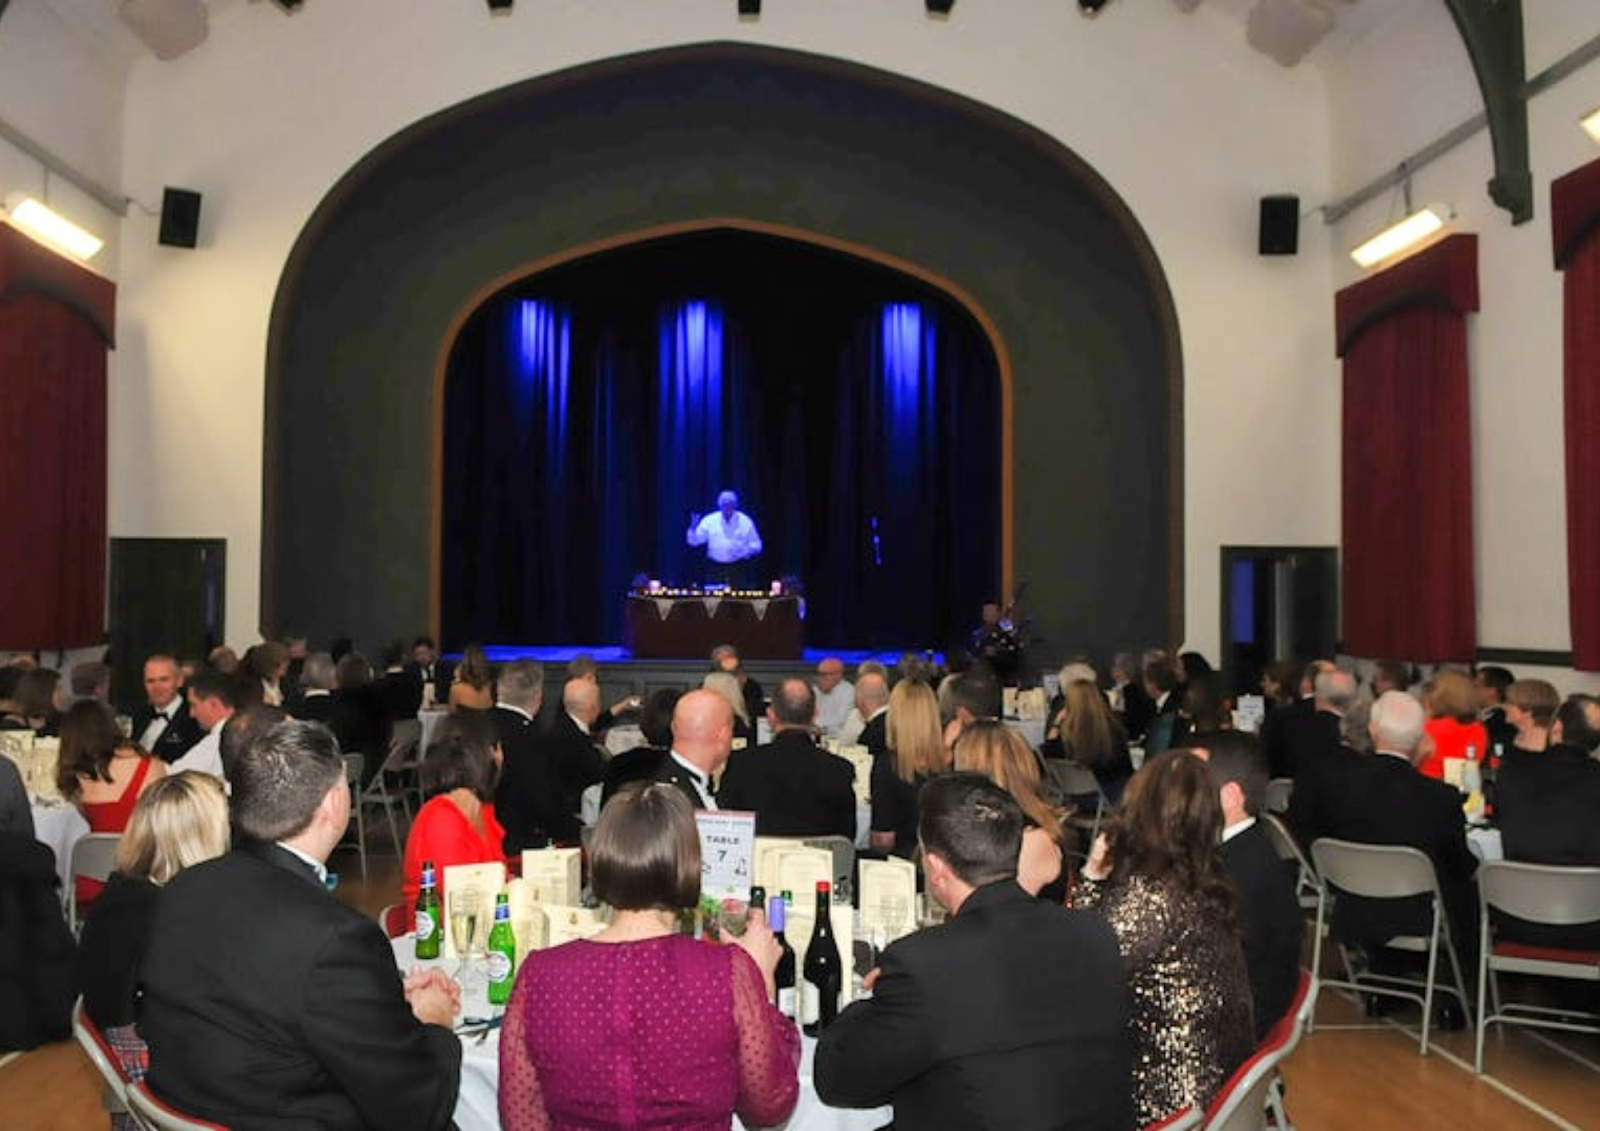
[[335, 652, 372, 690], [1557, 695, 1600, 753], [1198, 730, 1269, 815], [589, 783, 700, 911], [421, 714, 499, 802], [770, 677, 816, 727], [917, 773, 1023, 889], [640, 688, 681, 748], [947, 669, 1002, 723], [1143, 656, 1179, 695], [412, 636, 437, 651], [231, 719, 345, 843], [381, 640, 406, 668], [1475, 665, 1514, 700], [220, 705, 288, 780], [186, 667, 236, 708], [70, 661, 110, 698]]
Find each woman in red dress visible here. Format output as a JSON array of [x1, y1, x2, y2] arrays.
[[401, 712, 507, 914], [56, 700, 167, 906]]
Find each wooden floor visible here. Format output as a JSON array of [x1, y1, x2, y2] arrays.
[[9, 842, 1600, 1130]]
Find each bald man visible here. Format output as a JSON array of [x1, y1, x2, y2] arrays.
[[540, 677, 606, 832], [651, 689, 735, 810], [855, 672, 891, 758]]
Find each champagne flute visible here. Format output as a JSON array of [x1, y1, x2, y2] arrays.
[[879, 894, 908, 942], [449, 885, 483, 981]]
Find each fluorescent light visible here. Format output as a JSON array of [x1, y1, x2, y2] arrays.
[[1583, 106, 1600, 144], [1349, 204, 1452, 269], [3, 193, 104, 260]]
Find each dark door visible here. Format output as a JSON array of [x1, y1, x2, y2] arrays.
[[108, 538, 225, 708], [1220, 546, 1338, 698]]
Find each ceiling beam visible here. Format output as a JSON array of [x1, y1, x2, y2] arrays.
[[1443, 0, 1533, 224]]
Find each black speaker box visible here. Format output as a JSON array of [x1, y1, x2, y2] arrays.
[[1258, 195, 1299, 256], [158, 188, 202, 249]]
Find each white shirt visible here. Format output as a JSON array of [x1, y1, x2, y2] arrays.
[[813, 680, 855, 736], [687, 510, 762, 563], [496, 702, 534, 723], [169, 720, 227, 781], [276, 840, 330, 885], [1222, 816, 1257, 843], [836, 707, 866, 747], [139, 697, 182, 752], [668, 750, 717, 810]]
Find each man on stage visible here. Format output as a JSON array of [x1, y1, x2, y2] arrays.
[[686, 489, 763, 588]]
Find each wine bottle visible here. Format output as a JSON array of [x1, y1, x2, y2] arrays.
[[801, 880, 842, 1036], [768, 894, 797, 1019], [414, 860, 442, 960]]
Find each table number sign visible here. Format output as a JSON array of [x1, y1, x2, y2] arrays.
[[695, 809, 757, 900]]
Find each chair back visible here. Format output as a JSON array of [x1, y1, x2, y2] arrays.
[[1478, 860, 1600, 927], [71, 997, 131, 1110], [382, 718, 422, 771], [342, 752, 364, 786], [68, 833, 122, 931], [1050, 760, 1103, 800], [379, 902, 411, 939], [804, 835, 856, 899], [1264, 777, 1293, 814], [1205, 970, 1316, 1130], [1310, 838, 1438, 901], [126, 1079, 230, 1130]]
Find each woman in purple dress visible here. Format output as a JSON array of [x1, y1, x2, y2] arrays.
[[499, 783, 799, 1131]]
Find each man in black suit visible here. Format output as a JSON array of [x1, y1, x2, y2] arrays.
[[1284, 668, 1360, 847], [292, 652, 337, 725], [651, 688, 735, 810], [718, 677, 856, 838], [1497, 694, 1600, 867], [1110, 652, 1155, 744], [129, 654, 204, 763], [407, 636, 453, 708], [817, 774, 1133, 1130], [545, 678, 607, 827], [853, 672, 890, 758], [1200, 730, 1304, 1040], [1473, 664, 1517, 752], [1140, 651, 1183, 756], [1259, 658, 1336, 780], [375, 640, 423, 723], [1323, 690, 1478, 978], [493, 660, 571, 850], [140, 720, 461, 1129]]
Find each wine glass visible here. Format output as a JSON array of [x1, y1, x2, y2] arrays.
[[449, 885, 484, 981], [878, 894, 909, 942]]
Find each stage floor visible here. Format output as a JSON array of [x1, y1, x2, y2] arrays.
[[468, 644, 942, 668]]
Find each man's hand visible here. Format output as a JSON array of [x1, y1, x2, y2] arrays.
[[403, 967, 461, 1028]]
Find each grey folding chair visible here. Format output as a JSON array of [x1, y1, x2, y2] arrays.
[[339, 753, 367, 878], [67, 832, 121, 934], [1205, 970, 1317, 1131], [1309, 837, 1471, 1056], [381, 718, 425, 820], [1260, 813, 1320, 912], [72, 997, 134, 1123], [1474, 860, 1600, 1073], [126, 1078, 228, 1130], [356, 728, 416, 858], [1264, 777, 1294, 815], [1046, 760, 1110, 853]]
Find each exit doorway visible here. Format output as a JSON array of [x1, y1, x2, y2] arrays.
[[1219, 546, 1338, 698]]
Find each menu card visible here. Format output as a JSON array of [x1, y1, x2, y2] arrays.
[[753, 836, 805, 897], [544, 905, 608, 948], [2, 732, 63, 801], [835, 744, 874, 805], [1233, 694, 1266, 734], [521, 847, 582, 906], [696, 810, 757, 900], [858, 857, 918, 943], [504, 878, 547, 962], [440, 862, 506, 960], [1014, 688, 1048, 721]]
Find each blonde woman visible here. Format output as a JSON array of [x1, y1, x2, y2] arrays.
[[953, 720, 1065, 898], [703, 670, 754, 746], [76, 772, 230, 1117], [870, 680, 946, 858]]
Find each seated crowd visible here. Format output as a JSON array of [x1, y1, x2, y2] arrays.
[[5, 635, 1600, 1129]]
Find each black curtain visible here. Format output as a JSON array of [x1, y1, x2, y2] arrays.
[[441, 230, 1000, 653]]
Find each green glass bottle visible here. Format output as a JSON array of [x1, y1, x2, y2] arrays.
[[414, 860, 442, 960], [486, 892, 518, 1007]]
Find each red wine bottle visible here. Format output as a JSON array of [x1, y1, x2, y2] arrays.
[[802, 881, 842, 1035]]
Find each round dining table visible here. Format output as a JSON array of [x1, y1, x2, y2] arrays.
[[31, 797, 89, 901]]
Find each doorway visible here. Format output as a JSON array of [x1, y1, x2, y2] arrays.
[[109, 538, 226, 707], [1219, 546, 1338, 698]]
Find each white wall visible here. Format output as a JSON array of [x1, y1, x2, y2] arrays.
[[10, 0, 1347, 663], [1325, 4, 1600, 692]]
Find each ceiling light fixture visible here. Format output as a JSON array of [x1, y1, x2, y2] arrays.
[[1349, 203, 1454, 269], [3, 193, 105, 260], [1582, 106, 1600, 145], [925, 0, 955, 17]]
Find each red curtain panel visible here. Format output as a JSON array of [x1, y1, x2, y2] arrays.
[[1335, 234, 1478, 661], [1553, 159, 1600, 672], [0, 223, 115, 649]]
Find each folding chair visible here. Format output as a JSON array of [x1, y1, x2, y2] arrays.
[[126, 1079, 229, 1130], [1263, 777, 1293, 815], [1309, 838, 1471, 1055], [1260, 813, 1320, 913], [1474, 860, 1600, 1073], [1044, 760, 1110, 854], [356, 733, 414, 858], [378, 718, 425, 820], [68, 833, 121, 934], [379, 901, 412, 940], [339, 753, 367, 877], [1205, 970, 1316, 1130], [72, 998, 134, 1123]]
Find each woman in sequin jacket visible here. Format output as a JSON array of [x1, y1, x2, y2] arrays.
[[1071, 749, 1254, 1124]]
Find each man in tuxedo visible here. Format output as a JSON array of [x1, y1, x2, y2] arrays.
[[1200, 731, 1303, 1040], [292, 652, 337, 724], [130, 654, 204, 763], [1497, 694, 1600, 867], [1323, 691, 1478, 980], [651, 689, 734, 810], [374, 640, 423, 723], [1284, 668, 1360, 847], [854, 672, 890, 757], [1140, 651, 1183, 756], [1473, 664, 1517, 752], [407, 636, 452, 707], [141, 719, 461, 1129], [1259, 658, 1337, 780], [493, 660, 573, 850], [817, 774, 1133, 1131], [718, 678, 856, 838], [546, 678, 608, 825]]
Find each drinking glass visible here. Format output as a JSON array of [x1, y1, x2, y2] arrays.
[[449, 885, 484, 981], [877, 894, 909, 941]]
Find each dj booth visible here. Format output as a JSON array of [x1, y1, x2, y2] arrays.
[[624, 591, 804, 660]]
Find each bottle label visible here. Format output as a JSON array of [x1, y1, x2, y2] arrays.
[[414, 910, 435, 940], [486, 951, 513, 984], [800, 981, 818, 1025], [778, 985, 797, 1019]]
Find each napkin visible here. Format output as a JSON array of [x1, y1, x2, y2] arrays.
[[521, 847, 582, 906]]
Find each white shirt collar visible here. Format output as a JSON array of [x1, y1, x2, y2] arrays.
[[668, 750, 717, 809], [497, 702, 533, 722], [567, 712, 591, 735], [276, 841, 329, 885], [1222, 816, 1257, 842]]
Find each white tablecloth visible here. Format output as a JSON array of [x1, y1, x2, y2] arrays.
[[418, 708, 450, 755], [32, 800, 89, 899], [392, 936, 890, 1131]]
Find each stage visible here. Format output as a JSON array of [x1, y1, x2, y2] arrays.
[[470, 644, 937, 668]]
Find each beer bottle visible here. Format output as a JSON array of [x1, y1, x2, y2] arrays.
[[486, 892, 517, 1007], [414, 860, 442, 960]]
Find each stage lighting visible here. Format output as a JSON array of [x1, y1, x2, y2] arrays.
[[926, 0, 955, 17], [738, 0, 760, 18], [1078, 0, 1112, 15]]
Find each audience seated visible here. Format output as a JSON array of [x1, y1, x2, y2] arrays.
[[168, 668, 233, 780], [1109, 651, 1154, 742], [545, 678, 607, 825], [952, 719, 1064, 899], [293, 651, 337, 723], [0, 832, 74, 1052], [1283, 669, 1360, 847], [853, 672, 891, 757], [1497, 694, 1600, 867], [0, 666, 30, 729], [492, 660, 573, 850], [14, 667, 63, 736], [129, 654, 204, 763], [330, 651, 389, 780], [1043, 678, 1135, 805], [719, 678, 856, 838], [449, 645, 496, 713], [69, 661, 112, 707], [141, 719, 461, 1128], [402, 713, 508, 914], [817, 774, 1133, 1131], [869, 679, 947, 859], [0, 753, 29, 836], [1259, 658, 1336, 780], [57, 701, 168, 906], [76, 772, 229, 1121], [600, 688, 676, 806], [1502, 677, 1558, 755], [375, 639, 425, 723], [1140, 651, 1183, 756], [1474, 665, 1517, 751], [811, 656, 854, 737], [245, 640, 291, 708], [408, 635, 454, 708], [499, 783, 798, 1131], [1071, 749, 1254, 1124], [1418, 669, 1489, 781], [710, 643, 765, 723], [702, 670, 755, 748], [651, 689, 735, 811], [218, 704, 287, 781], [1199, 731, 1304, 1041]]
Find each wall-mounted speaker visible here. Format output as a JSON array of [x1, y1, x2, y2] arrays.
[[1258, 195, 1299, 256], [158, 187, 202, 249]]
